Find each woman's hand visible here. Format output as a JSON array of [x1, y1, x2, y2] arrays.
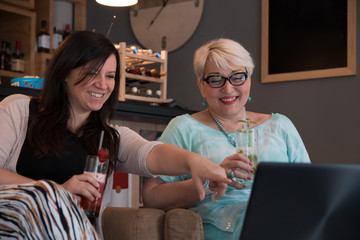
[[188, 154, 232, 201], [62, 173, 101, 202], [220, 153, 253, 189]]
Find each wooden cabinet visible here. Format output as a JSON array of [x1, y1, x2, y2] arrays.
[[0, 2, 36, 78], [34, 0, 86, 77], [0, 0, 86, 81], [117, 42, 172, 104], [0, 0, 34, 9]]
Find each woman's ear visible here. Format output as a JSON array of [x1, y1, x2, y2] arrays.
[[197, 79, 205, 98]]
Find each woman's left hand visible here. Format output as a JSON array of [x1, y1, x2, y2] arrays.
[[219, 153, 253, 189]]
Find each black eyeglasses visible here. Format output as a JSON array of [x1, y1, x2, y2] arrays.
[[202, 72, 248, 88]]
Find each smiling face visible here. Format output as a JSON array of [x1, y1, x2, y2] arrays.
[[66, 54, 116, 117], [199, 58, 251, 119]]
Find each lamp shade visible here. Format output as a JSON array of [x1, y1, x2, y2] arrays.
[[96, 0, 138, 7]]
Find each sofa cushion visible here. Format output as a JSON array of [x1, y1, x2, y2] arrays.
[[102, 207, 165, 240], [164, 208, 204, 240]]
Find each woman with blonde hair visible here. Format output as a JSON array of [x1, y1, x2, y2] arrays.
[[143, 38, 311, 240]]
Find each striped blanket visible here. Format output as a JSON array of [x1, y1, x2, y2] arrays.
[[0, 180, 99, 239]]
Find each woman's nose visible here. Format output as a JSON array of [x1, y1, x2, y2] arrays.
[[221, 79, 233, 92], [94, 75, 107, 88]]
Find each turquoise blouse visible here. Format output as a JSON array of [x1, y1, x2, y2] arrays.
[[159, 113, 311, 240]]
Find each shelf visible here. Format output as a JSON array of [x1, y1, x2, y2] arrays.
[[0, 85, 195, 121], [0, 70, 25, 79], [125, 52, 166, 64], [33, 0, 86, 77], [125, 73, 164, 83], [35, 52, 51, 77], [0, 2, 36, 76], [0, 0, 34, 9], [125, 94, 172, 103], [0, 0, 86, 79], [118, 42, 170, 103]]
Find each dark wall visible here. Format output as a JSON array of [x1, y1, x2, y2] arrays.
[[87, 0, 360, 164]]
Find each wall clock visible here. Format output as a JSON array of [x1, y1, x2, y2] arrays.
[[129, 0, 205, 52]]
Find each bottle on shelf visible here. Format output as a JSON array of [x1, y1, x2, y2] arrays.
[[145, 89, 153, 98], [0, 41, 11, 71], [126, 67, 142, 75], [155, 90, 161, 99], [145, 69, 165, 78], [62, 24, 71, 41], [37, 20, 50, 53], [53, 27, 63, 51], [6, 42, 12, 70], [130, 86, 138, 95], [10, 40, 25, 73], [126, 45, 161, 57], [126, 45, 141, 54]]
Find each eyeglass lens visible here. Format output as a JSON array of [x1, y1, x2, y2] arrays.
[[205, 72, 247, 88]]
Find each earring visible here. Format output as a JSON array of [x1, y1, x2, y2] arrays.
[[248, 96, 252, 102], [202, 99, 208, 107]]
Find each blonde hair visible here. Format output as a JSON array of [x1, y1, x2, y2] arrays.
[[193, 38, 254, 83]]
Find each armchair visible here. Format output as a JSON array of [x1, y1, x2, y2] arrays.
[[102, 207, 204, 240]]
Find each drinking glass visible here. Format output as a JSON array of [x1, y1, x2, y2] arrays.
[[235, 128, 258, 187], [80, 155, 109, 219]]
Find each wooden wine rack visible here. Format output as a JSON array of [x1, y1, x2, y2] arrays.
[[117, 42, 172, 104]]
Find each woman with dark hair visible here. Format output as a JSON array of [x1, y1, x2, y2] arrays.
[[0, 31, 231, 239]]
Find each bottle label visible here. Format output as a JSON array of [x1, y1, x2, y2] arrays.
[[53, 33, 63, 50], [11, 59, 25, 72], [38, 35, 50, 49]]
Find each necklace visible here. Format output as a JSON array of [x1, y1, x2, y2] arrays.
[[208, 110, 237, 147]]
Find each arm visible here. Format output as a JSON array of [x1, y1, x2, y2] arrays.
[[114, 125, 231, 201], [143, 150, 252, 210], [0, 95, 30, 173], [281, 115, 311, 163], [143, 177, 200, 210], [142, 115, 252, 208], [146, 143, 230, 201], [0, 168, 33, 185], [0, 95, 35, 186]]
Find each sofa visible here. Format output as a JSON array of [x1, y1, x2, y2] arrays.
[[102, 207, 204, 240]]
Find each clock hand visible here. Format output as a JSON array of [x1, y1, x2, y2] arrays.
[[148, 0, 169, 29]]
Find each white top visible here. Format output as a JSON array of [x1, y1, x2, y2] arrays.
[[0, 94, 162, 239]]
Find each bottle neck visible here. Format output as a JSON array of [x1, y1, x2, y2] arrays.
[[15, 41, 21, 51]]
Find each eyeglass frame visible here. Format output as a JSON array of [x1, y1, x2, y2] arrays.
[[202, 71, 248, 88]]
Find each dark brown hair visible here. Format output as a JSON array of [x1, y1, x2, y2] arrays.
[[28, 30, 120, 172]]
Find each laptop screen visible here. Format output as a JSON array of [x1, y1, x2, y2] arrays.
[[240, 162, 360, 240]]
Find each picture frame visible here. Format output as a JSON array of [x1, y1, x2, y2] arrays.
[[261, 0, 356, 83]]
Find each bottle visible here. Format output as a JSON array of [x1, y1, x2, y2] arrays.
[[62, 24, 71, 41], [130, 86, 138, 95], [145, 89, 153, 97], [145, 69, 162, 78], [37, 20, 50, 53], [128, 67, 142, 75], [6, 42, 12, 70], [11, 40, 25, 73], [155, 90, 161, 99], [0, 41, 11, 70], [53, 27, 63, 51]]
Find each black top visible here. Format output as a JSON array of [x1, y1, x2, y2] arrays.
[[16, 99, 88, 184]]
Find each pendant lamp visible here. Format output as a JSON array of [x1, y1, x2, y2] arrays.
[[96, 0, 138, 7]]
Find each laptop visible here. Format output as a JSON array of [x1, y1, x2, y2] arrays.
[[240, 162, 360, 240]]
